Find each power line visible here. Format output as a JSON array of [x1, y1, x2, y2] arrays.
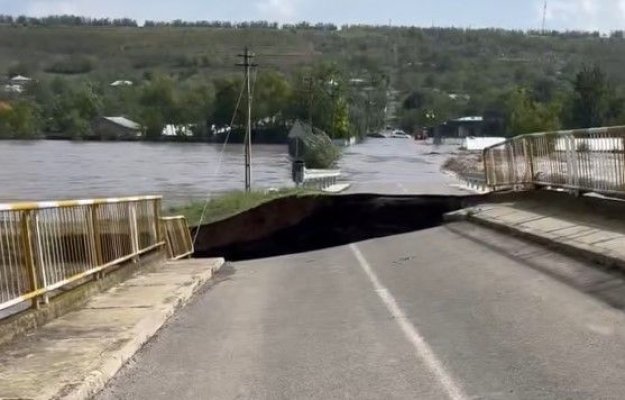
[[191, 78, 247, 246]]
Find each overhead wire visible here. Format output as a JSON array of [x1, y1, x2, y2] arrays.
[[191, 76, 247, 246]]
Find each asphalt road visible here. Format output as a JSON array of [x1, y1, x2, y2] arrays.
[[95, 221, 625, 400]]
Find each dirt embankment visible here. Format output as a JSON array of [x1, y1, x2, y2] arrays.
[[442, 151, 484, 176], [193, 193, 491, 261]]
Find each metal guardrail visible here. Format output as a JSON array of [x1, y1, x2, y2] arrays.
[[484, 126, 625, 196], [0, 196, 163, 312], [302, 168, 341, 190], [458, 171, 488, 192], [161, 216, 194, 260]]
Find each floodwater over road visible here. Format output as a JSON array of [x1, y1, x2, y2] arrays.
[[0, 139, 463, 205]]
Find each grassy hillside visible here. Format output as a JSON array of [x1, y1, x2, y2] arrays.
[[3, 26, 625, 87], [2, 24, 625, 138]]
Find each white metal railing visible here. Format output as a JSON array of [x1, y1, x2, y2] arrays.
[[0, 196, 164, 313], [302, 168, 341, 190], [484, 126, 625, 196]]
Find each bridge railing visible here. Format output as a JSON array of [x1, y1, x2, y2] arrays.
[[302, 168, 341, 190], [484, 126, 625, 196], [0, 196, 164, 312], [161, 216, 194, 260]]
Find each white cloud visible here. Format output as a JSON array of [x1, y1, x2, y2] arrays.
[[18, 0, 140, 19], [24, 0, 80, 16], [256, 0, 298, 22], [619, 0, 625, 20], [540, 0, 625, 31]]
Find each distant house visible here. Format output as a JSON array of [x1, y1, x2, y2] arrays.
[[10, 75, 32, 83], [2, 84, 23, 94], [110, 80, 133, 87], [448, 93, 471, 101], [92, 117, 143, 140], [162, 124, 193, 137], [3, 75, 32, 95], [432, 116, 485, 138]]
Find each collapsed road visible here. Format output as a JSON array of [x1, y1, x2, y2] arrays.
[[192, 193, 488, 260], [97, 189, 625, 400]]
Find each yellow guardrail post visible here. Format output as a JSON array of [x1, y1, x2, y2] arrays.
[[90, 204, 104, 278], [128, 201, 140, 263], [182, 219, 193, 258], [20, 210, 40, 309], [155, 198, 164, 246]]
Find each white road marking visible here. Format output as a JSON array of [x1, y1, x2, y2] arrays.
[[349, 243, 469, 400]]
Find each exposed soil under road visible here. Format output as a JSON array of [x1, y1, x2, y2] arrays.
[[192, 192, 520, 261]]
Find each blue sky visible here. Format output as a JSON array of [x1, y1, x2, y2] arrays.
[[0, 0, 624, 31]]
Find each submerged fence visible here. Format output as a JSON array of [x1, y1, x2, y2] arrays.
[[484, 126, 625, 196], [0, 196, 164, 312]]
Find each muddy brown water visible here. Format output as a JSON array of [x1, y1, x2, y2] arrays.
[[0, 139, 460, 205]]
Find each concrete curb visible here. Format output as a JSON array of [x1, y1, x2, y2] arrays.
[[458, 212, 625, 272], [57, 258, 225, 400]]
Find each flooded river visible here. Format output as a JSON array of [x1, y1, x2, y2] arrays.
[[0, 139, 461, 205]]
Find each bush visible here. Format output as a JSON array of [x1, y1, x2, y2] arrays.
[[45, 56, 95, 74], [302, 132, 340, 169]]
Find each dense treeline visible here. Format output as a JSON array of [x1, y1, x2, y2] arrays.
[[0, 63, 387, 141], [0, 14, 620, 38], [3, 16, 625, 139], [0, 14, 138, 27]]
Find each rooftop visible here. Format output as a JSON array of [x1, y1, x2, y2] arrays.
[[452, 116, 483, 122], [103, 116, 142, 130], [10, 75, 32, 82]]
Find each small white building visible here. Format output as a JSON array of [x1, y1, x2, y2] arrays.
[[10, 75, 32, 83], [162, 124, 193, 137], [3, 84, 24, 94], [110, 80, 134, 87], [92, 116, 143, 140]]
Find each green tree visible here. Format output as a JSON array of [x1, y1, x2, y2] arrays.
[[33, 78, 102, 138], [0, 101, 41, 139], [139, 75, 178, 139], [177, 84, 215, 139], [213, 78, 243, 127], [253, 71, 291, 126], [572, 65, 610, 128], [331, 97, 350, 139], [506, 88, 561, 135]]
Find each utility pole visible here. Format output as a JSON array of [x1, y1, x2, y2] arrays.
[[303, 75, 314, 128], [237, 47, 257, 192]]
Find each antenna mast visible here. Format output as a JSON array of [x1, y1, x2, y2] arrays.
[[542, 0, 548, 34]]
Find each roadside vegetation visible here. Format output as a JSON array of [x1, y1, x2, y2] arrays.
[[168, 188, 319, 226]]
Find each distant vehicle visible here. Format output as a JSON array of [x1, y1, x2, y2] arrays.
[[390, 130, 411, 139]]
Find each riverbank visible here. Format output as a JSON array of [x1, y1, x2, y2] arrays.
[[168, 189, 316, 226], [442, 150, 483, 176]]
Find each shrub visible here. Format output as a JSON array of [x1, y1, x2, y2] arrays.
[[302, 132, 340, 169], [45, 56, 95, 74]]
